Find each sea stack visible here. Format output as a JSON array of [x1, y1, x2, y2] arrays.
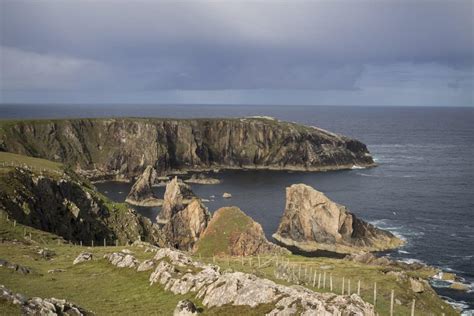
[[273, 184, 404, 255], [125, 166, 162, 206], [157, 177, 196, 223]]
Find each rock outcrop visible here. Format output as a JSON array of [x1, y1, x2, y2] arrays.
[[0, 285, 91, 315], [164, 199, 211, 251], [194, 207, 289, 256], [0, 162, 164, 246], [0, 118, 375, 180], [173, 299, 198, 316], [104, 252, 139, 268], [157, 177, 196, 223], [125, 165, 162, 206], [273, 184, 403, 255], [147, 248, 375, 315], [184, 173, 220, 185], [73, 252, 93, 265]]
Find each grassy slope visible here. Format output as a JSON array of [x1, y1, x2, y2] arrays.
[[194, 206, 256, 257]]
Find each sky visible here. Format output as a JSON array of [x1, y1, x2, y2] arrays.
[[0, 0, 473, 106]]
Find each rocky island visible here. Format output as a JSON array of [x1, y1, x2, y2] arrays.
[[125, 165, 163, 206], [273, 184, 404, 255]]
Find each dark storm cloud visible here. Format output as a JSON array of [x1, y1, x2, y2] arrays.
[[0, 0, 472, 105]]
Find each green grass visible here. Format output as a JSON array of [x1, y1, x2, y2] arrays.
[[0, 151, 63, 174], [0, 213, 458, 315], [194, 206, 256, 257]]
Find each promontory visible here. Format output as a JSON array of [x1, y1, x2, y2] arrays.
[[0, 117, 375, 180]]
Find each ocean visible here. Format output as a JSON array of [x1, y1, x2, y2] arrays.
[[1, 104, 473, 312]]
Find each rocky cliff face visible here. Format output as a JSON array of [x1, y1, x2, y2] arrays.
[[163, 199, 211, 251], [273, 184, 403, 255], [195, 206, 289, 256], [0, 118, 374, 180], [0, 166, 164, 246], [158, 176, 195, 223], [125, 165, 162, 206]]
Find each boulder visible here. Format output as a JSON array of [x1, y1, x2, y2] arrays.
[[73, 252, 93, 265], [273, 184, 404, 255], [410, 278, 425, 293], [222, 192, 232, 198], [194, 207, 289, 256], [173, 299, 198, 316], [104, 252, 139, 268], [125, 166, 162, 206]]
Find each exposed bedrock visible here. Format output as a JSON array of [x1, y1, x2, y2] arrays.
[[0, 117, 375, 180], [0, 167, 164, 246], [273, 184, 404, 255], [158, 176, 210, 251], [125, 165, 162, 206]]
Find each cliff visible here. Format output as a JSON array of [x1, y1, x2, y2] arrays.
[[0, 152, 164, 245], [0, 117, 374, 180], [273, 184, 403, 255]]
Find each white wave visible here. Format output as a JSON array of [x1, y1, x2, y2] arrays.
[[356, 172, 380, 177], [398, 250, 410, 254], [397, 258, 425, 265], [351, 165, 366, 170]]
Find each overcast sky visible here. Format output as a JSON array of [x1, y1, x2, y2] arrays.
[[0, 0, 472, 106]]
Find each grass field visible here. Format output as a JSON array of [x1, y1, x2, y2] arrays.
[[0, 212, 458, 316]]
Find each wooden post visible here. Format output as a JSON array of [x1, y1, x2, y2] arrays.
[[104, 238, 106, 247], [348, 279, 351, 295], [373, 282, 377, 306], [115, 239, 118, 247], [23, 228, 26, 236], [298, 265, 301, 280], [57, 239, 60, 245], [318, 273, 321, 289], [357, 280, 361, 296], [411, 299, 415, 316], [304, 266, 307, 281], [330, 274, 333, 291], [390, 290, 394, 316], [80, 240, 83, 247], [342, 277, 345, 295], [313, 271, 317, 287], [323, 271, 326, 288], [13, 220, 16, 227], [91, 240, 94, 247]]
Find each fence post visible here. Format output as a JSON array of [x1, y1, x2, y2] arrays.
[[213, 256, 215, 263], [390, 290, 394, 316], [411, 299, 415, 316], [115, 239, 119, 247], [348, 279, 351, 295], [342, 277, 345, 295], [298, 265, 301, 280], [91, 240, 94, 247], [104, 238, 106, 247], [330, 274, 333, 291], [373, 282, 377, 306], [318, 273, 321, 288], [80, 240, 83, 247], [313, 271, 317, 287], [13, 220, 16, 227], [323, 271, 326, 288]]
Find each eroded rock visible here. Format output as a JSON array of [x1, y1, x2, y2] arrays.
[[173, 299, 198, 316], [104, 252, 139, 268], [273, 184, 404, 255], [125, 166, 162, 206]]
